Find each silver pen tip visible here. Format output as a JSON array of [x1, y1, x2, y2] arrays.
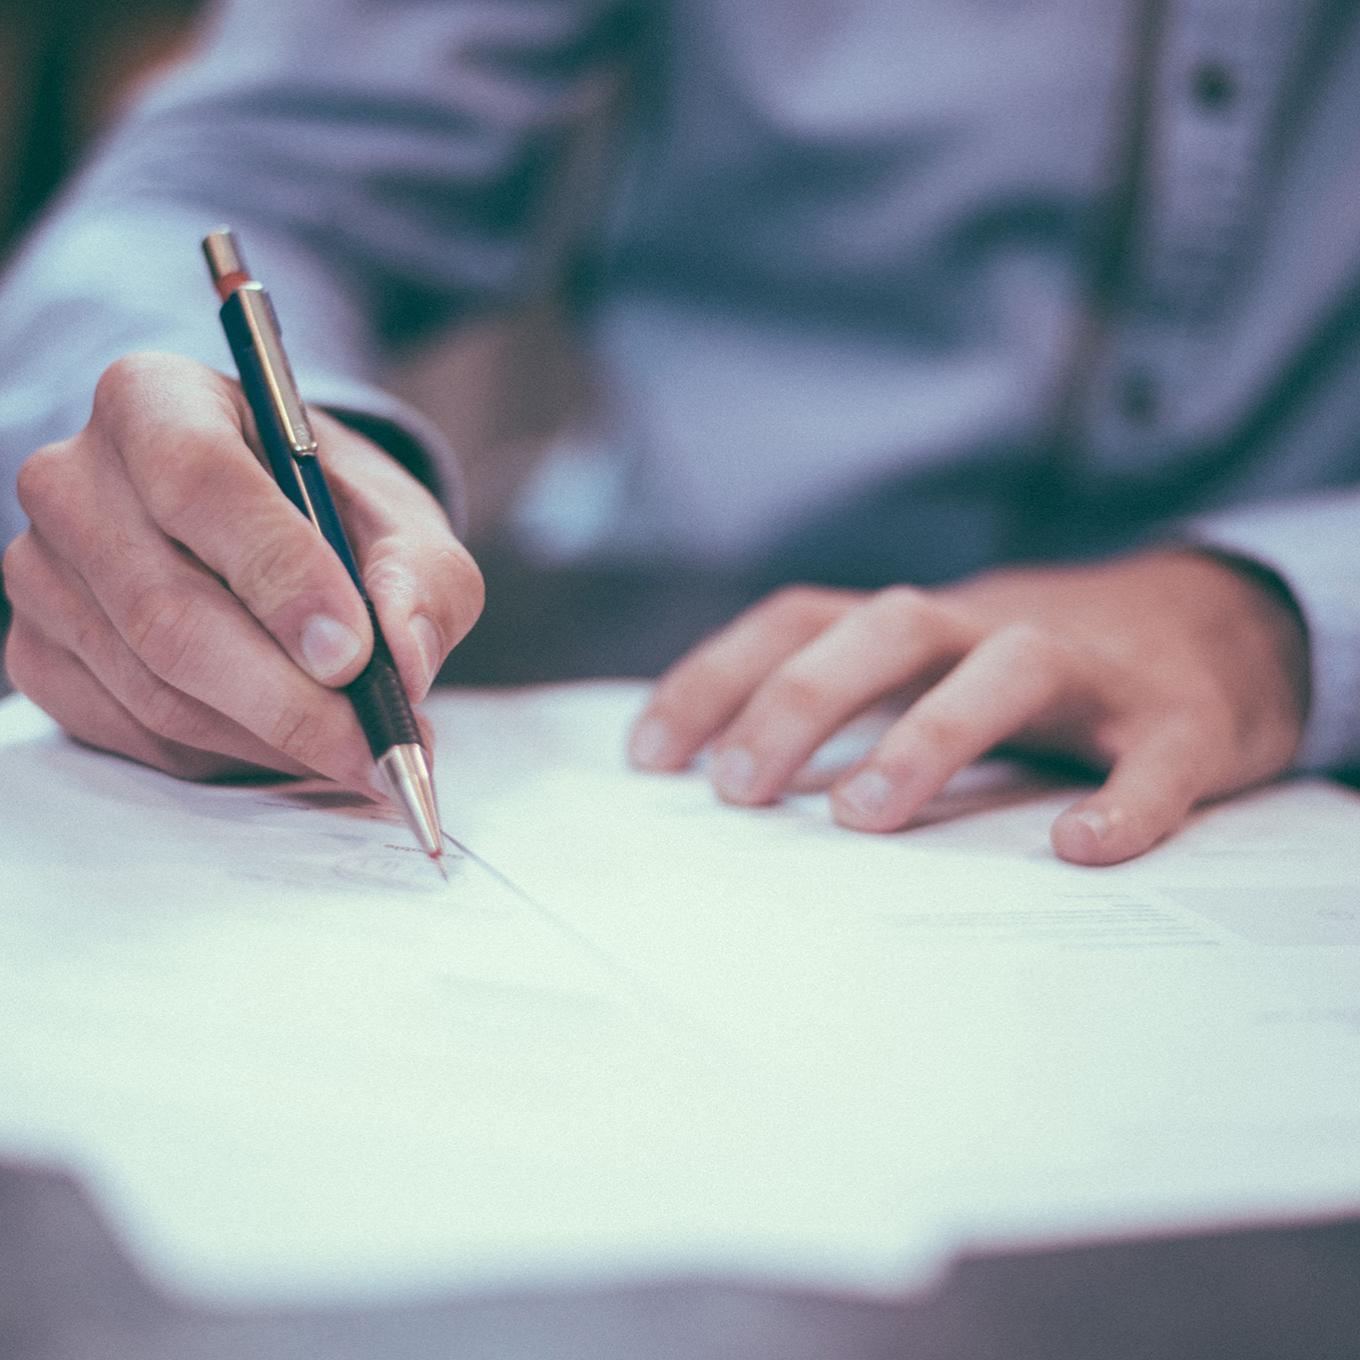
[[377, 743, 444, 864]]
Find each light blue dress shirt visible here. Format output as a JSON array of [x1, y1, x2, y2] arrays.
[[1, 0, 1358, 765]]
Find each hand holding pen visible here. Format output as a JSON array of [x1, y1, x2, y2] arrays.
[[3, 240, 482, 854]]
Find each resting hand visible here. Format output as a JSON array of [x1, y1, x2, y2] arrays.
[[4, 352, 482, 786], [628, 551, 1308, 864]]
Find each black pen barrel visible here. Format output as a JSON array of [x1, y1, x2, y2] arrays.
[[218, 291, 310, 517], [203, 226, 443, 870], [346, 607, 424, 758], [220, 289, 422, 762]]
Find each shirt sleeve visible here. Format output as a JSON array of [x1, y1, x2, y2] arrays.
[[1187, 488, 1360, 773], [0, 0, 635, 549]]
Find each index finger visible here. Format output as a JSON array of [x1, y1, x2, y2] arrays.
[[629, 586, 855, 772], [99, 354, 375, 686], [830, 625, 1088, 831]]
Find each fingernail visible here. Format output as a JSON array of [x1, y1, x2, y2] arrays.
[[1073, 808, 1112, 842], [369, 766, 392, 802], [629, 717, 674, 769], [835, 768, 895, 823], [299, 614, 363, 682], [410, 614, 441, 697], [713, 747, 757, 802]]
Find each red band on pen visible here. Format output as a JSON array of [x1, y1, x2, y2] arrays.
[[213, 269, 253, 301]]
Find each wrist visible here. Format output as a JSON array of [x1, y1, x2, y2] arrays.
[[324, 407, 441, 493], [1169, 545, 1311, 750]]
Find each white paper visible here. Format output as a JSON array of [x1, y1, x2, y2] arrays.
[[1, 681, 1358, 1308]]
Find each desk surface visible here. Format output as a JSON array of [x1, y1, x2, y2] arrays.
[[4, 1164, 1359, 1360]]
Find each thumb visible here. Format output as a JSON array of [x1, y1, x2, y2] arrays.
[[1051, 728, 1212, 866]]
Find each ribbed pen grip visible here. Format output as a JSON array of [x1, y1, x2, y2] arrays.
[[345, 601, 421, 758]]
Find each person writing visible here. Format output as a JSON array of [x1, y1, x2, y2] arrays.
[[2, 0, 1351, 866]]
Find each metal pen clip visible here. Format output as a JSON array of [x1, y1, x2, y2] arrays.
[[202, 228, 318, 456]]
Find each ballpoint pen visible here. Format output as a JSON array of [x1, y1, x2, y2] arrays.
[[202, 227, 447, 878]]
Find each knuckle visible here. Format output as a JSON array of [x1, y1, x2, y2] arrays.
[[994, 619, 1046, 652], [142, 449, 205, 533], [865, 585, 944, 649], [1, 533, 36, 600], [266, 703, 335, 769], [403, 544, 484, 645], [124, 584, 204, 682], [3, 622, 39, 697], [908, 708, 972, 756], [760, 584, 833, 627], [431, 543, 474, 590], [996, 622, 1067, 675], [142, 434, 239, 539], [91, 354, 152, 422], [760, 672, 831, 727], [237, 529, 332, 617], [91, 352, 176, 419], [67, 605, 108, 665], [15, 444, 71, 523], [130, 672, 208, 746], [874, 584, 929, 614]]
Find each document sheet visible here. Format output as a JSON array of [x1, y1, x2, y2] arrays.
[[1, 682, 1358, 1306]]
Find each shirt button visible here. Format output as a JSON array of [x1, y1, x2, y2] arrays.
[[1190, 61, 1237, 112], [1117, 368, 1159, 426]]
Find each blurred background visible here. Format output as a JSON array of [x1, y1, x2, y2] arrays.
[[0, 0, 585, 531], [0, 1, 194, 659], [0, 0, 612, 683], [0, 0, 200, 255]]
